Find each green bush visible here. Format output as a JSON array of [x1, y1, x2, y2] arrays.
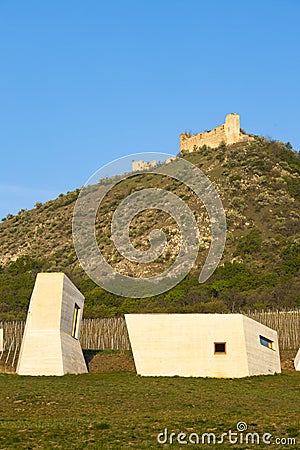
[[234, 230, 261, 256]]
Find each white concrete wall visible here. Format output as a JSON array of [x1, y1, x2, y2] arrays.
[[17, 273, 87, 376], [294, 348, 300, 370], [0, 328, 3, 352], [60, 275, 86, 374], [243, 316, 281, 376], [125, 313, 281, 378], [126, 314, 250, 378]]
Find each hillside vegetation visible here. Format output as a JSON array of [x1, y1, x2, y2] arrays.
[[0, 136, 299, 320]]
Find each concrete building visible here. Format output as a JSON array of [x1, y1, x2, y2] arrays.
[[180, 113, 252, 154], [294, 348, 300, 371], [17, 273, 87, 376], [125, 314, 281, 378], [0, 328, 3, 352]]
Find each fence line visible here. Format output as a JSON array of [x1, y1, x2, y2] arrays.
[[0, 321, 25, 352], [1, 311, 299, 356], [80, 318, 131, 350], [246, 310, 300, 350]]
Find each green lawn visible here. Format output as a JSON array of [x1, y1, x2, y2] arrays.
[[0, 372, 299, 449]]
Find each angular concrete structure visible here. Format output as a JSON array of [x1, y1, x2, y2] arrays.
[[0, 328, 3, 352], [125, 314, 281, 378], [17, 273, 87, 376], [294, 348, 300, 371]]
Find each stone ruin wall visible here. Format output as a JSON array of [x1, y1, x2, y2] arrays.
[[132, 157, 176, 172], [132, 159, 157, 172], [180, 113, 252, 154], [180, 123, 228, 152]]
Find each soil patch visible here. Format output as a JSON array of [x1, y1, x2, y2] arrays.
[[84, 350, 136, 373]]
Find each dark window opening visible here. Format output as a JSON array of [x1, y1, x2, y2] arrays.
[[71, 303, 80, 339], [259, 335, 274, 349], [214, 342, 226, 354]]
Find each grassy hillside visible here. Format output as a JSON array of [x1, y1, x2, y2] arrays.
[[0, 136, 299, 320]]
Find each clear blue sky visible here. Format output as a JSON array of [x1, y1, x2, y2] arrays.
[[0, 0, 299, 218]]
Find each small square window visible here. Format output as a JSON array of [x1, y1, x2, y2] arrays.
[[214, 342, 226, 354], [259, 335, 273, 349]]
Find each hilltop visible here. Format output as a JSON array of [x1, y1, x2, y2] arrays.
[[0, 136, 299, 320]]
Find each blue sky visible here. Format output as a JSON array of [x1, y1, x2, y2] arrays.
[[0, 0, 299, 218]]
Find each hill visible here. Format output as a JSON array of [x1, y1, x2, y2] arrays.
[[0, 136, 299, 320]]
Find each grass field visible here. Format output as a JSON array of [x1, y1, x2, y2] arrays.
[[0, 370, 299, 449]]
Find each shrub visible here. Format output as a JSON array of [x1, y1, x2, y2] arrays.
[[234, 230, 261, 257]]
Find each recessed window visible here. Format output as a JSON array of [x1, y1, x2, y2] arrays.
[[214, 342, 226, 354], [259, 335, 274, 349], [71, 303, 80, 339]]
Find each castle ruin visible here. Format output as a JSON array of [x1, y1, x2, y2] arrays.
[[132, 159, 157, 172], [131, 114, 251, 170], [131, 157, 176, 172], [180, 113, 252, 154]]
